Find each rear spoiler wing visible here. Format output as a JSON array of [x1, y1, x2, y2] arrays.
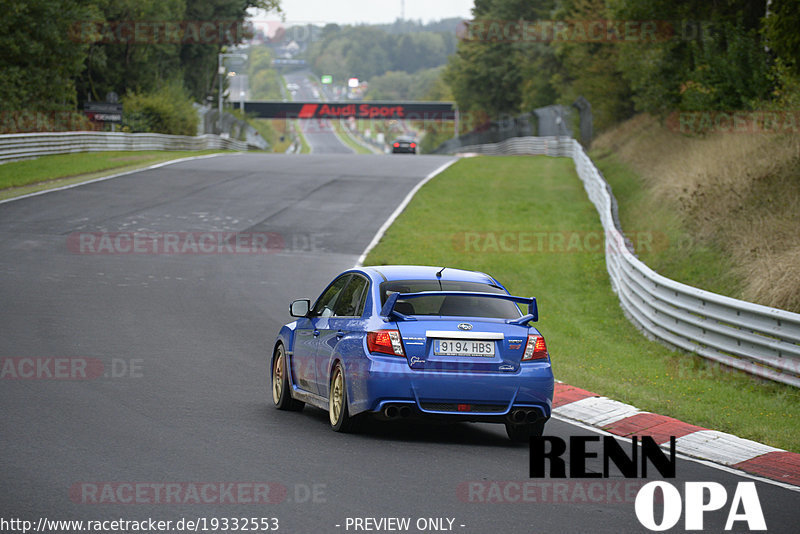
[[380, 291, 538, 324]]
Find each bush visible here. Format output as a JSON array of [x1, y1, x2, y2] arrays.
[[121, 83, 198, 136]]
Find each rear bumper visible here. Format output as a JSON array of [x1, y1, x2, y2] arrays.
[[345, 355, 554, 421]]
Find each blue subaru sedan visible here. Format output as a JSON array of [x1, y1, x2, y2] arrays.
[[271, 265, 554, 441]]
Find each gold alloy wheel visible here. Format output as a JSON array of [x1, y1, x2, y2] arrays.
[[329, 367, 344, 426], [272, 347, 284, 405]]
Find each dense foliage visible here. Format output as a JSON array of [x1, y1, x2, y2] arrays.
[[8, 0, 798, 137], [1, 0, 280, 133], [444, 0, 799, 131], [247, 47, 283, 100], [365, 68, 446, 101], [121, 82, 198, 135], [1, 0, 95, 112], [304, 20, 460, 90]]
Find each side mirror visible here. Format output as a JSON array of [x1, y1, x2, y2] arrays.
[[290, 299, 311, 318]]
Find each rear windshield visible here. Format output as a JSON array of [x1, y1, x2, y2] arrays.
[[379, 280, 521, 319]]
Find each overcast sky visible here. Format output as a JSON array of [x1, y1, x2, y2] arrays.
[[251, 0, 474, 26]]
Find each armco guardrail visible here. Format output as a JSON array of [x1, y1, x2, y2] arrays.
[[446, 136, 800, 387], [0, 131, 254, 162], [449, 136, 573, 157]]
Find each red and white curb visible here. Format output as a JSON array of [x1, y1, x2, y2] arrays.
[[552, 382, 800, 487]]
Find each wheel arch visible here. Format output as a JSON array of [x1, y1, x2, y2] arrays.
[[327, 357, 354, 412], [327, 353, 371, 416], [272, 325, 297, 386]]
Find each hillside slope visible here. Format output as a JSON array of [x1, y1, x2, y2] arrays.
[[591, 115, 800, 313]]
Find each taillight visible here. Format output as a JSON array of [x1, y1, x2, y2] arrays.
[[367, 330, 405, 356], [410, 142, 416, 148], [393, 142, 400, 148], [521, 334, 548, 361]]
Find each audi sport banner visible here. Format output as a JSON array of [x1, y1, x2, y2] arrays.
[[234, 101, 456, 120]]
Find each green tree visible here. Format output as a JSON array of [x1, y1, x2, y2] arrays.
[[444, 0, 560, 116], [0, 0, 282, 130], [77, 0, 281, 103], [547, 0, 633, 130], [306, 21, 460, 85], [0, 0, 96, 111], [366, 68, 444, 101], [613, 0, 771, 114], [763, 0, 800, 75], [680, 23, 773, 111], [122, 81, 197, 135], [77, 0, 186, 103], [248, 46, 282, 100], [179, 0, 281, 100]]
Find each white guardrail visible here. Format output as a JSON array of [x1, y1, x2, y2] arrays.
[[0, 131, 254, 162], [453, 136, 800, 387]]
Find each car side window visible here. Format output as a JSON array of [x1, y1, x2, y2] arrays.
[[311, 275, 351, 318], [332, 275, 369, 317]]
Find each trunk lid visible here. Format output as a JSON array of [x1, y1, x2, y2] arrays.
[[396, 319, 531, 373]]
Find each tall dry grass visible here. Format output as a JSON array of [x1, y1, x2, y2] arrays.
[[593, 115, 800, 313]]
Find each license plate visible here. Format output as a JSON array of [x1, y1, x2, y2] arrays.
[[434, 339, 495, 357]]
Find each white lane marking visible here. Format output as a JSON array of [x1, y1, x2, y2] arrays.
[[675, 430, 783, 466], [553, 378, 796, 482], [554, 396, 642, 427], [0, 153, 238, 205], [355, 158, 458, 267], [554, 394, 787, 466]]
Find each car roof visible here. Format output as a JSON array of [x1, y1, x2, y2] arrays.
[[360, 265, 500, 286]]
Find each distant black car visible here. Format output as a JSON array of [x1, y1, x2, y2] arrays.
[[391, 136, 417, 154]]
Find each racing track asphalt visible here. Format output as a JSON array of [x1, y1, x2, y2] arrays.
[[0, 153, 797, 533]]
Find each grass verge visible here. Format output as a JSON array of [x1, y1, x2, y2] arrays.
[[331, 120, 374, 154], [364, 156, 799, 452], [295, 122, 311, 154], [240, 116, 292, 153], [0, 150, 227, 201]]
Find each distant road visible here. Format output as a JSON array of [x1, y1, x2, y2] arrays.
[[284, 70, 353, 154]]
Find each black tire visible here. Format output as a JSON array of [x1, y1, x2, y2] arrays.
[[328, 362, 356, 432], [505, 419, 546, 443], [271, 344, 304, 411]]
